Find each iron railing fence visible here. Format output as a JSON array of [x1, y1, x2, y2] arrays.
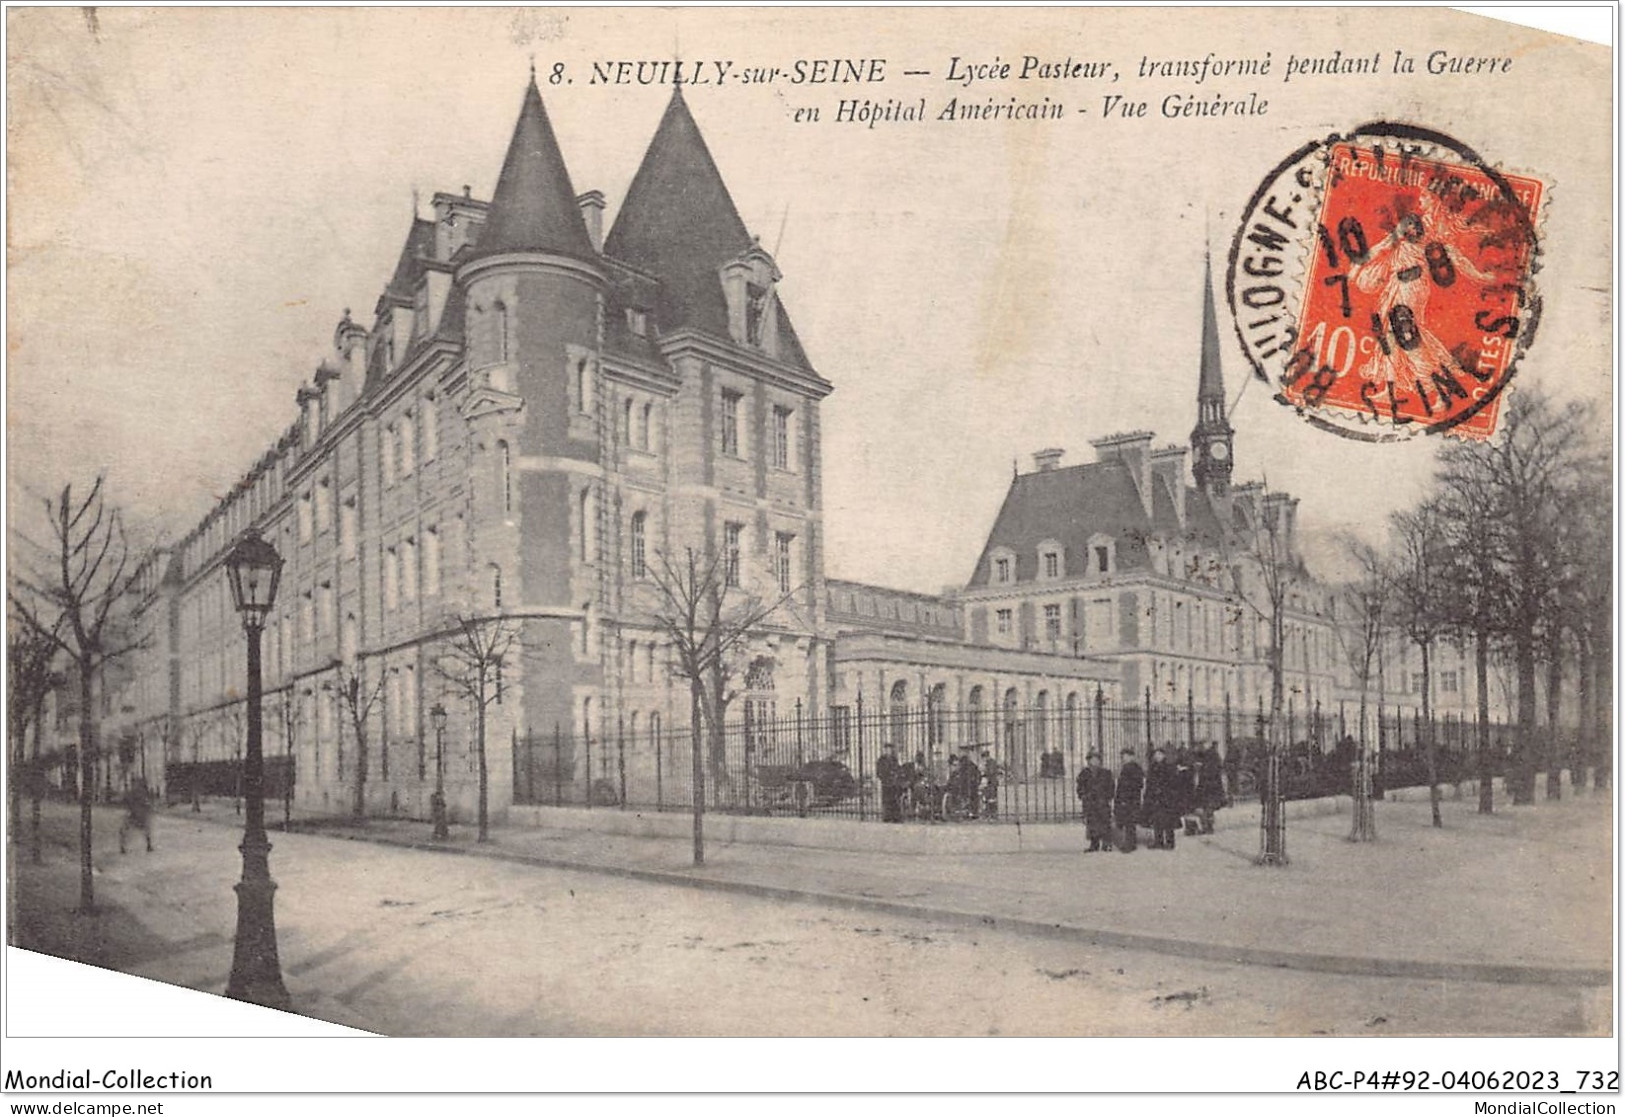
[[512, 696, 1537, 824]]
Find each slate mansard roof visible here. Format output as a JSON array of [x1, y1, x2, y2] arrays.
[[967, 458, 1230, 589]]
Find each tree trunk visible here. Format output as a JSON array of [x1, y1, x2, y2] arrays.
[[353, 726, 367, 823], [1476, 626, 1493, 813], [476, 685, 489, 842], [1594, 644, 1612, 791], [77, 667, 96, 914], [1575, 638, 1593, 793], [31, 708, 44, 864], [1420, 640, 1440, 828], [1546, 642, 1564, 799], [690, 681, 705, 867], [1514, 632, 1538, 804]]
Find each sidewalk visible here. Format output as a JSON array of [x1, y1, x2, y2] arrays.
[[293, 789, 1612, 985]]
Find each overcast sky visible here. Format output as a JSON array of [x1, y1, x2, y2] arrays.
[[7, 7, 1612, 593]]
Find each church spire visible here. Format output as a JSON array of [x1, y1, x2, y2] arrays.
[[471, 77, 595, 261], [1191, 250, 1234, 496]]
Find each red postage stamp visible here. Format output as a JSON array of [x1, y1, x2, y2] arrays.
[[1230, 125, 1546, 442]]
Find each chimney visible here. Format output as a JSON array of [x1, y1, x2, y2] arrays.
[[1090, 430, 1156, 517], [577, 190, 605, 253], [1033, 448, 1065, 473], [1149, 445, 1189, 528]]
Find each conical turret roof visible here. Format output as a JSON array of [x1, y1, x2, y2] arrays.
[[473, 78, 595, 261], [603, 85, 754, 341]]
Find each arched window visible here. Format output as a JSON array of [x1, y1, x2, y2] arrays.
[[494, 302, 509, 363], [967, 685, 985, 743], [1002, 687, 1021, 761], [630, 511, 647, 579], [641, 402, 654, 451], [580, 487, 596, 561], [576, 356, 593, 413], [624, 398, 635, 446], [1065, 692, 1080, 752], [927, 683, 947, 749], [889, 680, 909, 748], [1034, 690, 1050, 749], [497, 440, 512, 515]]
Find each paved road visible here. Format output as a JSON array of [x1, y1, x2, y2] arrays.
[[6, 800, 1609, 1036]]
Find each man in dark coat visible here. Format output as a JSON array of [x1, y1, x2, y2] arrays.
[[877, 743, 904, 823], [958, 752, 982, 817], [1114, 748, 1144, 852], [1143, 746, 1181, 849], [1076, 751, 1115, 851], [1195, 740, 1226, 833]]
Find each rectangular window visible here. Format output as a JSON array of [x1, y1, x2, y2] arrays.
[[401, 539, 417, 602], [1043, 552, 1059, 579], [772, 406, 792, 470], [1442, 670, 1459, 693], [424, 528, 441, 597], [399, 414, 415, 477], [995, 558, 1010, 584], [340, 498, 357, 559], [724, 522, 743, 587], [1044, 603, 1061, 641], [720, 389, 742, 458], [384, 547, 400, 612], [381, 427, 396, 487], [421, 398, 438, 462], [996, 608, 1012, 636], [775, 532, 794, 594], [630, 513, 647, 580], [297, 494, 313, 542], [1095, 546, 1110, 573], [315, 480, 332, 535], [1411, 673, 1425, 694]]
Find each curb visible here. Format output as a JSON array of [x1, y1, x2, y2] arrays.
[[320, 825, 1611, 989]]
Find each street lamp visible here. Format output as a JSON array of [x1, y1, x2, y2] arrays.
[[430, 702, 449, 841], [223, 528, 290, 1010]]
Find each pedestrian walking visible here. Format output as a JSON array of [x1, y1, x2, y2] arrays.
[[877, 743, 905, 823], [119, 782, 154, 854], [1076, 751, 1115, 851], [1114, 748, 1144, 853], [1175, 745, 1199, 835], [1196, 740, 1226, 833], [980, 750, 999, 820], [1143, 746, 1181, 850]]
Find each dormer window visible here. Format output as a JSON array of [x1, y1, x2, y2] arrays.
[[1088, 534, 1116, 576], [990, 547, 1016, 585], [413, 282, 429, 339], [996, 558, 1010, 584], [626, 307, 648, 337], [1095, 546, 1110, 573], [1038, 541, 1063, 581], [719, 241, 781, 355]]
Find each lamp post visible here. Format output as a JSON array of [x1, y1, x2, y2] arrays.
[[430, 702, 449, 841], [223, 528, 290, 1010]]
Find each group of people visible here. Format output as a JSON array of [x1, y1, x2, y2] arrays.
[[876, 744, 999, 822], [1075, 741, 1226, 852]]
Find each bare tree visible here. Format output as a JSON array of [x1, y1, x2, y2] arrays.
[[1220, 490, 1297, 865], [1334, 537, 1386, 841], [434, 614, 519, 842], [1436, 390, 1587, 803], [329, 662, 387, 824], [9, 477, 154, 913], [1388, 503, 1448, 828], [7, 609, 61, 863], [645, 546, 798, 867], [275, 686, 302, 830], [1432, 464, 1511, 814]]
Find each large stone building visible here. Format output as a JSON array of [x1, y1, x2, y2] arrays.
[[51, 81, 1517, 816], [95, 79, 1113, 818]]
